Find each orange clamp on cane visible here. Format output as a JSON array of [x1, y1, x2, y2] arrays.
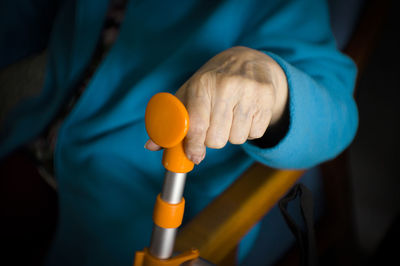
[[134, 248, 199, 266], [145, 93, 194, 173], [153, 194, 185, 229]]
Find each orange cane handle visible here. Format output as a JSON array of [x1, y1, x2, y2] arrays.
[[145, 93, 194, 173]]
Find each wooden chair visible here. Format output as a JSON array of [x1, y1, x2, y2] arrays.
[[175, 0, 391, 265]]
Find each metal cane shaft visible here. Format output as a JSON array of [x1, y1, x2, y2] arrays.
[[161, 171, 187, 204], [149, 171, 187, 259]]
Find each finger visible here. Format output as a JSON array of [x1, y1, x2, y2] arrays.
[[249, 109, 272, 139], [203, 98, 233, 149], [229, 103, 253, 144], [182, 89, 211, 165], [144, 139, 162, 151]]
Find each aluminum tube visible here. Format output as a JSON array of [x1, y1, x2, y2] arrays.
[[161, 171, 187, 204], [149, 171, 187, 259], [149, 225, 178, 259]]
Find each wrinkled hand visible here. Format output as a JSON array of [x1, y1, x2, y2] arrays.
[[145, 46, 288, 164]]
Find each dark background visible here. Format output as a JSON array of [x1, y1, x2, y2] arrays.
[[348, 0, 400, 261]]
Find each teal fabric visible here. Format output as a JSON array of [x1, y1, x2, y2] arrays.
[[0, 0, 358, 265]]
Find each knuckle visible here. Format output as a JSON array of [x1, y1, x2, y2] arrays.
[[189, 123, 207, 136], [259, 83, 275, 99], [249, 130, 264, 139], [234, 104, 253, 119], [223, 74, 242, 86], [216, 76, 233, 93], [205, 135, 227, 149], [197, 72, 214, 87], [249, 117, 268, 139], [186, 81, 207, 98], [242, 61, 254, 75], [229, 135, 247, 145], [185, 142, 204, 155], [229, 128, 248, 144]]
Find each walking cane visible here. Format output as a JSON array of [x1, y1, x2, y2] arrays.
[[134, 93, 201, 266]]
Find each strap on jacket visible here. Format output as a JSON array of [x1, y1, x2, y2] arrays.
[[279, 183, 317, 266]]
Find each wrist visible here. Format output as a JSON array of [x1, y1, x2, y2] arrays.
[[268, 55, 288, 125]]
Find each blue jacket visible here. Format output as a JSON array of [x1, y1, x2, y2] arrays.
[[0, 0, 358, 265]]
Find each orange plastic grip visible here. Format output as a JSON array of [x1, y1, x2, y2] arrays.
[[134, 248, 199, 266], [162, 142, 194, 173], [145, 93, 194, 173], [153, 194, 185, 229]]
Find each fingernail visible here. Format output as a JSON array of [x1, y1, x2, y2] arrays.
[[191, 155, 205, 165], [193, 157, 201, 165], [144, 140, 151, 150], [187, 154, 197, 165]]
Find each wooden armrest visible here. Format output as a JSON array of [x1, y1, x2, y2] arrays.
[[175, 163, 304, 264]]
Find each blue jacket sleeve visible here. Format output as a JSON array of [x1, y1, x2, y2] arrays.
[[239, 0, 359, 169], [0, 0, 61, 68]]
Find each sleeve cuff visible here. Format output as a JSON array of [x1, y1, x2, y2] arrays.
[[241, 51, 353, 169]]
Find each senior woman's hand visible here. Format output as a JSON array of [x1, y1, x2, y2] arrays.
[[145, 46, 288, 165]]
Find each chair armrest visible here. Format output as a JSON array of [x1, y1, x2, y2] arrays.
[[175, 163, 304, 264]]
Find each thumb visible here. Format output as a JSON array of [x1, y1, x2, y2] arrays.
[[144, 139, 162, 151]]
